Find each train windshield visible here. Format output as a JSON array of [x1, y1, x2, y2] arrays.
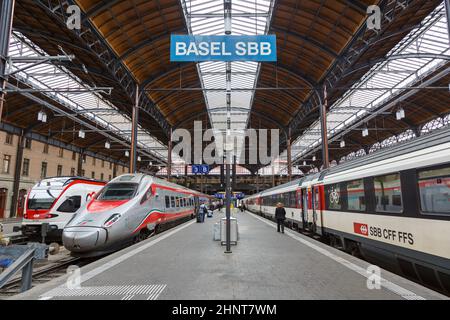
[[97, 183, 138, 200], [27, 190, 61, 210]]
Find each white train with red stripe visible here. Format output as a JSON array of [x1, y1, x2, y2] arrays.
[[19, 177, 106, 242], [245, 126, 450, 295], [63, 173, 213, 257]]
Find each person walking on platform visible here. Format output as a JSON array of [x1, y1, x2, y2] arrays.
[[275, 203, 286, 234]]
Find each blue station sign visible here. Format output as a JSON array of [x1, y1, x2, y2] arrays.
[[192, 164, 210, 175], [170, 35, 277, 62]]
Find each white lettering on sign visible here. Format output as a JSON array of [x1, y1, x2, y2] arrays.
[[176, 42, 187, 55], [174, 41, 272, 57]]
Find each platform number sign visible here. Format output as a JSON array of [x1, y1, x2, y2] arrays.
[[192, 165, 210, 175]]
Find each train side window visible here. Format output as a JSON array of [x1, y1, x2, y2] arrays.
[[374, 173, 403, 213], [346, 179, 366, 212], [57, 196, 81, 213], [325, 184, 341, 210], [171, 196, 175, 208], [418, 165, 450, 215], [165, 196, 170, 208]]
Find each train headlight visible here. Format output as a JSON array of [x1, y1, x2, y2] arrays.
[[103, 214, 121, 228]]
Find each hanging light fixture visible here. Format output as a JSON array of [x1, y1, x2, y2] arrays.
[[362, 126, 369, 137], [105, 141, 111, 149], [125, 151, 130, 157], [137, 156, 141, 162], [303, 161, 307, 166], [37, 110, 47, 123], [312, 156, 317, 162], [340, 140, 346, 148], [78, 129, 85, 139], [396, 107, 405, 120]]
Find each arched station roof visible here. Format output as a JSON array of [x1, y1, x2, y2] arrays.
[[2, 0, 447, 173]]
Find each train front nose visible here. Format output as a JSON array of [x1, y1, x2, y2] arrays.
[[63, 227, 107, 253]]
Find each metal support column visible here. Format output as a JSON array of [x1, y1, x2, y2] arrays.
[[10, 129, 25, 217], [287, 128, 292, 181], [224, 0, 232, 254], [130, 85, 139, 173], [232, 155, 237, 190], [256, 172, 260, 193], [167, 128, 172, 181], [319, 85, 330, 170], [0, 0, 15, 121]]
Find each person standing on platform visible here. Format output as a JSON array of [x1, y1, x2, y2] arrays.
[[275, 203, 286, 234]]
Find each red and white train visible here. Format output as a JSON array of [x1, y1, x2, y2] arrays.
[[63, 174, 213, 257], [245, 126, 450, 294], [18, 177, 106, 242]]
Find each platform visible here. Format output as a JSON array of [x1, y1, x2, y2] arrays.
[[11, 211, 447, 300]]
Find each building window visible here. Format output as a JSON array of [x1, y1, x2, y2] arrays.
[[82, 154, 86, 163], [57, 165, 63, 177], [109, 162, 113, 170], [72, 151, 76, 161], [43, 144, 49, 154], [374, 174, 402, 213], [22, 158, 30, 176], [70, 167, 75, 176], [108, 174, 112, 181], [418, 166, 450, 215], [81, 169, 85, 177], [5, 133, 13, 145], [91, 171, 95, 179], [92, 158, 96, 166], [100, 173, 104, 181], [123, 166, 126, 173], [102, 160, 105, 168], [58, 147, 64, 158], [41, 162, 48, 179], [25, 138, 32, 149], [3, 155, 11, 174]]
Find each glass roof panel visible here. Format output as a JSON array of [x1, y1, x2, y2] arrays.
[[181, 0, 276, 162]]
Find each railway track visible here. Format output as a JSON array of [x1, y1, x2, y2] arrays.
[[0, 255, 85, 298]]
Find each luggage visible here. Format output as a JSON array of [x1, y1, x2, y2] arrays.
[[207, 210, 213, 218]]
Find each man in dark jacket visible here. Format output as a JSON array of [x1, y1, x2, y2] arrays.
[[275, 203, 286, 233]]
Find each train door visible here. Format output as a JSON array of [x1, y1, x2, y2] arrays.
[[0, 188, 7, 219], [301, 188, 308, 228], [312, 186, 323, 235], [16, 189, 27, 218]]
